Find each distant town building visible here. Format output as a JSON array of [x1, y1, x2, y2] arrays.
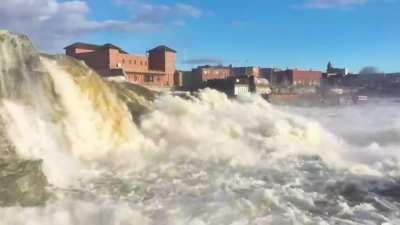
[[206, 76, 256, 97], [273, 69, 322, 87], [323, 62, 349, 86], [259, 68, 281, 82], [175, 65, 265, 96], [176, 70, 201, 90], [230, 66, 260, 77], [327, 62, 348, 76], [342, 73, 385, 88], [179, 64, 322, 96], [383, 73, 400, 95], [384, 73, 400, 84], [64, 43, 176, 87], [183, 65, 275, 89], [192, 65, 231, 84]]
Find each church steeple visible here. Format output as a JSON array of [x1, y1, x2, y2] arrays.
[[327, 61, 332, 71]]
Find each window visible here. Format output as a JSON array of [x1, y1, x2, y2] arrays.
[[144, 75, 154, 82], [134, 60, 137, 64], [140, 61, 143, 66], [122, 59, 125, 64], [129, 60, 132, 64]]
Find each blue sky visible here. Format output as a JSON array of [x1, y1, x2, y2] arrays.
[[1, 0, 399, 72]]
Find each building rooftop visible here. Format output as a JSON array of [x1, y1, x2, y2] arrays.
[[386, 73, 400, 76], [98, 43, 128, 54], [147, 45, 177, 53], [64, 42, 128, 54], [196, 65, 229, 69], [64, 42, 100, 50]]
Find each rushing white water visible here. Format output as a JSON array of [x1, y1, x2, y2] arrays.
[[1, 31, 400, 224], [2, 90, 400, 225]]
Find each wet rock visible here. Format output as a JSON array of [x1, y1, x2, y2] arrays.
[[0, 119, 49, 207], [372, 181, 400, 202], [0, 159, 49, 206], [107, 81, 155, 125], [325, 181, 370, 205]]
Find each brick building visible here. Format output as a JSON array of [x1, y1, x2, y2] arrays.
[[230, 66, 260, 77], [178, 65, 278, 90], [192, 65, 231, 85], [385, 73, 400, 84], [64, 43, 176, 87], [273, 69, 322, 87], [342, 73, 385, 88], [259, 67, 281, 82]]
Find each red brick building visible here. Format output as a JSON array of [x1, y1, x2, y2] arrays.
[[185, 65, 267, 89], [192, 65, 231, 82], [273, 69, 322, 87], [230, 66, 260, 77], [65, 43, 176, 87]]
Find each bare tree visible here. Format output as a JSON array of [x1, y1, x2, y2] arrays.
[[359, 66, 380, 75]]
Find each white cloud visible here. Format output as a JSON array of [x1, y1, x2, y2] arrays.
[[0, 0, 202, 52], [114, 0, 202, 23], [301, 0, 368, 9], [175, 4, 202, 18], [182, 57, 224, 65]]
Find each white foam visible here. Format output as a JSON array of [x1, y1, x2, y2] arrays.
[[1, 45, 400, 223]]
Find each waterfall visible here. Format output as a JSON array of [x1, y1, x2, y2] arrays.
[[1, 30, 400, 225]]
